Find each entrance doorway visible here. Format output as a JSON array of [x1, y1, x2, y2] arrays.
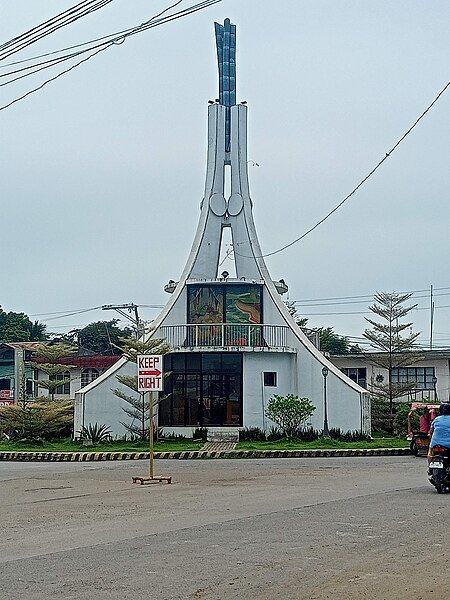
[[159, 353, 242, 427]]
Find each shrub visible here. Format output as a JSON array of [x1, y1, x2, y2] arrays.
[[329, 427, 371, 442], [266, 426, 283, 441], [297, 426, 319, 441], [239, 427, 266, 441], [393, 403, 417, 437], [0, 398, 73, 441], [78, 423, 111, 444], [161, 431, 187, 440], [192, 427, 208, 442], [265, 395, 316, 439], [371, 397, 395, 434]]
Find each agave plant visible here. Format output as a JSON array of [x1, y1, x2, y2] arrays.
[[77, 423, 111, 444]]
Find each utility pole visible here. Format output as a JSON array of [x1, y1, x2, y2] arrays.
[[102, 303, 143, 339], [429, 284, 434, 350]]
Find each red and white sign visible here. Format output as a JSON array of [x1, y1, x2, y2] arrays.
[[137, 355, 164, 392], [0, 390, 13, 400], [0, 400, 14, 407]]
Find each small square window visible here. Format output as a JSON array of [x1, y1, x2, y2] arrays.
[[263, 372, 277, 387]]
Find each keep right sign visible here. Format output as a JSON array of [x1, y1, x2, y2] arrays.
[[137, 355, 164, 392]]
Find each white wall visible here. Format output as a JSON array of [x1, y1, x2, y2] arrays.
[[243, 352, 297, 429], [295, 344, 363, 432], [74, 361, 136, 437]]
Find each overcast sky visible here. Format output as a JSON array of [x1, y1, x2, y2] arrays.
[[1, 0, 449, 348]]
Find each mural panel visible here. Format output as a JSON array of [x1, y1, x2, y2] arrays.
[[188, 285, 224, 324], [225, 285, 261, 324]]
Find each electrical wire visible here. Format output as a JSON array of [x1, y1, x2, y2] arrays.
[[0, 0, 187, 83], [299, 304, 450, 317], [37, 307, 103, 321], [0, 1, 191, 68], [0, 0, 222, 111], [232, 79, 450, 260], [0, 0, 96, 52], [289, 286, 450, 304], [0, 1, 114, 61], [293, 291, 450, 308], [25, 284, 450, 320]]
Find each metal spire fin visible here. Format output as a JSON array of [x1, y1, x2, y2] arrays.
[[214, 18, 236, 152]]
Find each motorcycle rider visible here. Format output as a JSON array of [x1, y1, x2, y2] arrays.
[[428, 402, 450, 464]]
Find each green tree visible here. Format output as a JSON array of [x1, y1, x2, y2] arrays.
[[29, 320, 48, 341], [265, 394, 316, 439], [78, 320, 133, 355], [0, 310, 31, 342], [0, 308, 47, 342], [284, 302, 356, 354], [112, 335, 170, 440], [318, 327, 351, 354], [29, 343, 76, 401], [285, 301, 309, 328], [363, 292, 421, 412]]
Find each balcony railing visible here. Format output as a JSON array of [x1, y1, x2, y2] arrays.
[[159, 324, 290, 349]]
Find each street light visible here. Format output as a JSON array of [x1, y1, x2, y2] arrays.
[[322, 366, 330, 439], [432, 376, 438, 402]]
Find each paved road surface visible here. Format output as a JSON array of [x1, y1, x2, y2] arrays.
[[0, 457, 448, 599]]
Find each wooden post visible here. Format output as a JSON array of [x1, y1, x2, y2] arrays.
[[131, 382, 171, 485], [149, 391, 154, 478]]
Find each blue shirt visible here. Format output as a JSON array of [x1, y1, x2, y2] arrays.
[[430, 415, 450, 448]]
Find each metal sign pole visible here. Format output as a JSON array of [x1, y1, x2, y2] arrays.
[[149, 391, 154, 479], [132, 355, 171, 485]]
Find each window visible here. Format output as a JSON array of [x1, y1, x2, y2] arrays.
[[341, 368, 367, 388], [0, 379, 10, 391], [160, 353, 243, 427], [263, 372, 277, 387], [81, 368, 100, 388], [51, 370, 71, 395], [391, 367, 435, 390]]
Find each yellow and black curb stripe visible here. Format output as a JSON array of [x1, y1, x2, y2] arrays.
[[0, 448, 410, 462]]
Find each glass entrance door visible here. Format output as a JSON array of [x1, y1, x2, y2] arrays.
[[160, 353, 243, 427]]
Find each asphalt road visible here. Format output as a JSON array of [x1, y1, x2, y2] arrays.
[[0, 456, 448, 599]]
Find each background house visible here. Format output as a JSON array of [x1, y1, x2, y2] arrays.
[[0, 342, 120, 404], [330, 350, 450, 403]]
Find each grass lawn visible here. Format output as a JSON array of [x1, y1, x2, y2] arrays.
[[0, 439, 203, 453], [0, 437, 408, 453], [236, 437, 409, 450]]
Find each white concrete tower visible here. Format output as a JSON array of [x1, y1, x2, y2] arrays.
[[75, 20, 370, 437]]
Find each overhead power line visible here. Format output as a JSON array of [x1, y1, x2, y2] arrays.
[[34, 306, 103, 321], [293, 290, 450, 308], [0, 0, 222, 111], [300, 304, 450, 317], [0, 0, 114, 61], [233, 79, 450, 260], [0, 1, 183, 67], [27, 284, 450, 321]]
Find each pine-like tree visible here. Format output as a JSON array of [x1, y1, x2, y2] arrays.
[[363, 292, 421, 412], [30, 343, 76, 401], [112, 336, 170, 440]]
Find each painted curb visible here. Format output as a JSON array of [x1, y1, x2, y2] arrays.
[[0, 448, 411, 462]]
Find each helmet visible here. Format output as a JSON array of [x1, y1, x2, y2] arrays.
[[439, 403, 450, 416]]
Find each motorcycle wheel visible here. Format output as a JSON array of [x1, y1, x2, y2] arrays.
[[432, 469, 445, 493], [410, 440, 419, 456]]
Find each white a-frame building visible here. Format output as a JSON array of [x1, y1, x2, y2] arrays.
[[74, 20, 370, 438]]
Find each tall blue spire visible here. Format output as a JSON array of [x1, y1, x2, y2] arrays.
[[214, 18, 236, 152]]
